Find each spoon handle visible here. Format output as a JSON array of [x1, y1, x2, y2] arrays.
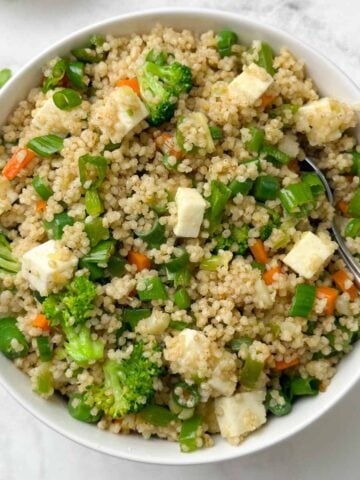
[[332, 224, 360, 289]]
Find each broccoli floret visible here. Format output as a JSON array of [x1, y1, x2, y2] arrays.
[[231, 225, 249, 255], [64, 324, 104, 366], [87, 342, 161, 418], [137, 60, 193, 126], [43, 276, 97, 327], [213, 235, 234, 253]]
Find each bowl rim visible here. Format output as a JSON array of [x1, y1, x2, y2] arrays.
[[0, 6, 359, 466]]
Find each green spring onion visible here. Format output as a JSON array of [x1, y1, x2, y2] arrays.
[[44, 212, 74, 240], [269, 103, 299, 121], [229, 179, 254, 197], [78, 154, 107, 189], [216, 30, 238, 58], [251, 260, 266, 272], [27, 134, 64, 158], [344, 218, 360, 238], [348, 189, 360, 217], [351, 151, 360, 177], [33, 366, 54, 396], [279, 182, 313, 214], [179, 415, 203, 453], [165, 249, 190, 273], [66, 61, 87, 90], [122, 308, 152, 330], [79, 259, 104, 281], [32, 176, 54, 200], [68, 392, 103, 423], [240, 356, 264, 389], [42, 58, 67, 93], [243, 157, 261, 170], [229, 336, 252, 352], [302, 173, 325, 197], [85, 189, 104, 217], [0, 68, 12, 88], [53, 88, 82, 110], [162, 153, 180, 171], [165, 250, 191, 287], [36, 336, 53, 362], [137, 276, 168, 301], [0, 317, 29, 359], [209, 126, 223, 140], [89, 34, 105, 48], [169, 320, 190, 331], [136, 218, 165, 249], [107, 253, 126, 277], [245, 127, 265, 153], [289, 284, 316, 318], [262, 143, 290, 165], [290, 376, 320, 396], [173, 269, 192, 288], [265, 389, 292, 416], [71, 47, 104, 63], [104, 142, 121, 152], [253, 175, 280, 202], [174, 288, 191, 310], [173, 382, 200, 409], [0, 232, 20, 274], [81, 239, 115, 266], [206, 180, 232, 234], [257, 42, 276, 76], [139, 405, 176, 427], [260, 223, 273, 241], [200, 254, 225, 271], [84, 216, 109, 247]]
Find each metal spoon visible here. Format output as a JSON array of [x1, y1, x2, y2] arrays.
[[303, 156, 360, 288]]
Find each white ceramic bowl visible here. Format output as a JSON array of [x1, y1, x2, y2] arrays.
[[0, 7, 359, 466]]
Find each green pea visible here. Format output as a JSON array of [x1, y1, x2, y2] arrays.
[[216, 30, 238, 58], [0, 317, 29, 359]]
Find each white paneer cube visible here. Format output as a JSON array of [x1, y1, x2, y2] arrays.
[[21, 240, 78, 296], [207, 351, 237, 397], [283, 231, 336, 279], [90, 86, 148, 143], [136, 309, 170, 335], [277, 133, 299, 159], [215, 392, 266, 444], [173, 187, 206, 238], [228, 63, 273, 107], [295, 98, 357, 146]]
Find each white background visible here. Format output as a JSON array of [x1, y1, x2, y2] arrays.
[[0, 1, 359, 479]]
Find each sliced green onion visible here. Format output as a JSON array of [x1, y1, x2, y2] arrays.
[[79, 259, 104, 281], [351, 151, 360, 177], [122, 308, 152, 330], [53, 88, 82, 110], [165, 250, 189, 273], [179, 415, 203, 453], [209, 126, 223, 140], [33, 365, 54, 396], [290, 376, 320, 396], [0, 68, 12, 88], [78, 154, 107, 189], [0, 233, 19, 274], [67, 61, 87, 90], [262, 143, 290, 164], [348, 189, 360, 217], [229, 179, 254, 197], [0, 317, 29, 359], [104, 142, 121, 152], [27, 134, 64, 158], [84, 216, 109, 247], [257, 42, 276, 76], [240, 356, 264, 389], [269, 103, 299, 120], [260, 223, 273, 241], [200, 254, 224, 271], [305, 320, 316, 335], [137, 276, 168, 301], [344, 218, 360, 238], [136, 218, 165, 249], [173, 382, 200, 409], [245, 127, 264, 153], [243, 157, 261, 170], [265, 389, 292, 416], [253, 175, 280, 202], [85, 189, 104, 217], [139, 405, 176, 426], [216, 30, 238, 58], [251, 260, 266, 272], [44, 212, 74, 240], [32, 176, 54, 200], [279, 182, 313, 214], [162, 153, 179, 171], [206, 180, 232, 234], [173, 269, 191, 288], [169, 320, 190, 331], [174, 288, 191, 310], [81, 239, 115, 266], [68, 393, 102, 423], [42, 58, 67, 93], [36, 336, 53, 362], [289, 284, 316, 318], [107, 253, 126, 277], [71, 47, 104, 63], [302, 173, 325, 197], [89, 34, 105, 48], [229, 336, 252, 352]]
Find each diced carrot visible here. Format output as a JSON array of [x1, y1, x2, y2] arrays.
[[127, 250, 151, 271], [155, 133, 183, 160], [316, 286, 338, 316], [116, 78, 140, 96], [2, 148, 36, 180], [261, 94, 276, 108], [274, 358, 300, 371], [332, 270, 357, 301], [288, 159, 300, 174], [336, 200, 349, 215], [263, 266, 282, 285], [32, 314, 50, 331], [36, 199, 46, 213], [250, 239, 268, 264]]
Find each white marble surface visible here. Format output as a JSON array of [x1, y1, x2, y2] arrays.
[[0, 0, 359, 478]]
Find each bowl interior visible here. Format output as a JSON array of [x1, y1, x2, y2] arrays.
[[0, 8, 359, 465]]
